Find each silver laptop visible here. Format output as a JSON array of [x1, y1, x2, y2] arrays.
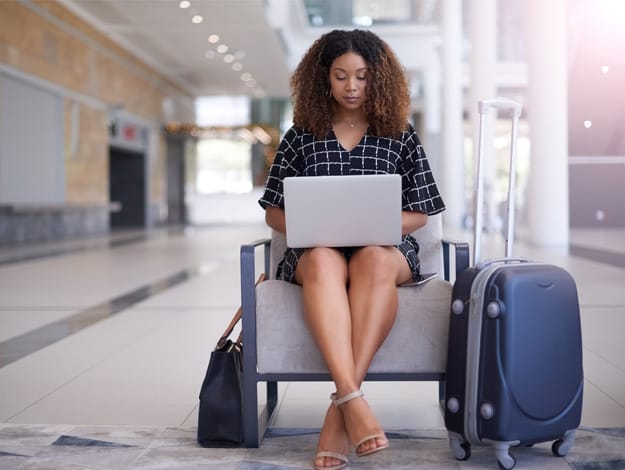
[[283, 174, 402, 248]]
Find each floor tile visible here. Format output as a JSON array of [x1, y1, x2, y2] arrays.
[[581, 379, 625, 427], [0, 309, 74, 343]]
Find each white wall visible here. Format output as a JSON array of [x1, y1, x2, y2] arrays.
[[0, 74, 64, 205]]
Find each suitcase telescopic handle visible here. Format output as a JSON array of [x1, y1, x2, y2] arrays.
[[473, 98, 522, 265], [478, 98, 523, 117]]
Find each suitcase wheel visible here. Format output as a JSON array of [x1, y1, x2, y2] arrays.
[[552, 440, 565, 457], [494, 445, 516, 470], [459, 442, 471, 461], [448, 432, 471, 461], [552, 429, 576, 457], [453, 441, 471, 461], [497, 454, 516, 470]]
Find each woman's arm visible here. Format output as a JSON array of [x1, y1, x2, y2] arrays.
[[265, 206, 286, 234], [402, 210, 427, 235]]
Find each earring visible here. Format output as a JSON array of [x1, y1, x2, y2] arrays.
[[327, 88, 332, 98]]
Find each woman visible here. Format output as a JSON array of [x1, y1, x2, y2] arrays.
[[258, 29, 445, 470]]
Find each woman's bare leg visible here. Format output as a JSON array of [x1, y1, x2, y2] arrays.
[[295, 247, 359, 393], [341, 246, 413, 455], [294, 247, 355, 469]]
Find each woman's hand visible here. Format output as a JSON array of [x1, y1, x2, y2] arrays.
[[265, 206, 286, 234], [402, 211, 427, 235]]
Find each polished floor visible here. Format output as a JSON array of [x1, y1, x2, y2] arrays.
[[0, 194, 624, 468]]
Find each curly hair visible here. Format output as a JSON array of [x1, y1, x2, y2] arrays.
[[290, 29, 411, 139]]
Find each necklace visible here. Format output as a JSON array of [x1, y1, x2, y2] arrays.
[[335, 118, 366, 129]]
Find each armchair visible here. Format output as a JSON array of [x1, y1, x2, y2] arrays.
[[239, 214, 469, 447]]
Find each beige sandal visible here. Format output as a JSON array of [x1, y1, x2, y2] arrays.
[[314, 450, 349, 470], [332, 390, 389, 458]]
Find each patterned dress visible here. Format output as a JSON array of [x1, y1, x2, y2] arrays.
[[259, 124, 446, 283]]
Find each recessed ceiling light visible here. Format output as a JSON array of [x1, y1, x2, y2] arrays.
[[208, 34, 220, 43], [232, 62, 243, 71], [192, 15, 203, 23], [224, 54, 235, 63], [241, 72, 252, 81], [216, 44, 228, 54], [601, 65, 609, 74], [179, 0, 190, 8], [353, 16, 373, 26], [584, 120, 592, 128]]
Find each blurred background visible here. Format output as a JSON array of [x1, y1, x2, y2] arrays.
[[0, 0, 623, 250]]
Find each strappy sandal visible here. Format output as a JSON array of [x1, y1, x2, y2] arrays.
[[314, 451, 349, 470], [332, 390, 389, 458], [314, 398, 350, 470]]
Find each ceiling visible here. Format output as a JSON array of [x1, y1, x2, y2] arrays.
[[58, 0, 445, 101], [60, 0, 294, 98], [54, 1, 625, 156]]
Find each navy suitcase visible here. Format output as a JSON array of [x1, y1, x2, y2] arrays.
[[444, 99, 584, 469]]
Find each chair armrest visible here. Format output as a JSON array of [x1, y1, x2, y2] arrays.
[[240, 238, 271, 314], [240, 238, 271, 396], [441, 238, 470, 282], [240, 238, 271, 328], [239, 238, 271, 446], [241, 238, 272, 280]]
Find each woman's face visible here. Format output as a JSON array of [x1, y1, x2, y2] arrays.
[[329, 52, 368, 112]]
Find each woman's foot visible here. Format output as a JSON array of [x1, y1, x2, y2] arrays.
[[314, 403, 350, 470], [333, 390, 389, 457]]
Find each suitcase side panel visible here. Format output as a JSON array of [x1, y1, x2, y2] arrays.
[[476, 264, 584, 443], [444, 266, 480, 437], [464, 263, 502, 444]]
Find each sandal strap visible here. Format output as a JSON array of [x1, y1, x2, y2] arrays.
[[315, 451, 349, 463], [355, 432, 386, 449], [332, 390, 364, 407]]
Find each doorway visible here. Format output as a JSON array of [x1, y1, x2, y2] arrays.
[[109, 147, 146, 229], [166, 134, 186, 225]]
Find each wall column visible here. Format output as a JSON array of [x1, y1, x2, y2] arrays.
[[441, 0, 465, 232], [422, 61, 442, 182], [468, 0, 497, 232], [525, 0, 569, 248]]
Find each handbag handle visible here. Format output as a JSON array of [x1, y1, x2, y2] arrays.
[[216, 273, 266, 349]]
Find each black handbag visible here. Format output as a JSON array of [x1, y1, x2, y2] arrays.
[[197, 273, 265, 447]]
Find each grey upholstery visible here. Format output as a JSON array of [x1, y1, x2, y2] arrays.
[[257, 278, 451, 374], [239, 213, 469, 447], [257, 214, 450, 375]]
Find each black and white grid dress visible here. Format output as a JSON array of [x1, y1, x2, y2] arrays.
[[258, 124, 446, 283]]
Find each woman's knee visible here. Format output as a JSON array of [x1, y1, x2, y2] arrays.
[[297, 247, 348, 283], [348, 246, 397, 284]]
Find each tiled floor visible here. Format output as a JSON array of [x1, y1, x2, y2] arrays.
[[0, 194, 624, 468]]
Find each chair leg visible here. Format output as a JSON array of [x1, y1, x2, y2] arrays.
[[438, 379, 446, 411], [243, 374, 260, 447], [267, 381, 278, 419]]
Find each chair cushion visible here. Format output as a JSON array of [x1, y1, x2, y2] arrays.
[[255, 278, 451, 374]]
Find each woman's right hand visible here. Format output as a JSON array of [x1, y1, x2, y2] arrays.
[[265, 206, 286, 234]]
